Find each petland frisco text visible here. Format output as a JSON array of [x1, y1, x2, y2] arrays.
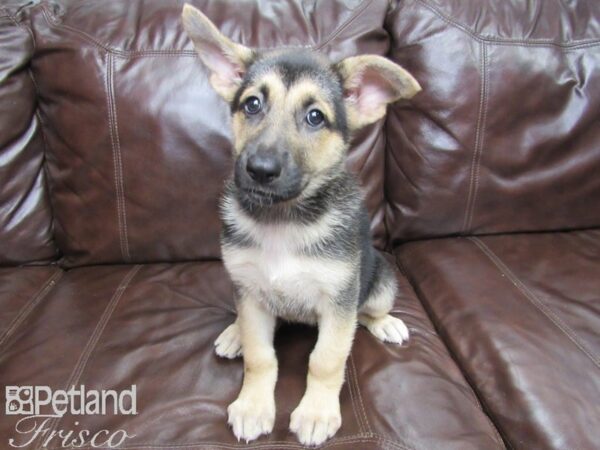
[[5, 385, 137, 448]]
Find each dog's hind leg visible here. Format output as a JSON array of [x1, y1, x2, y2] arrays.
[[215, 318, 243, 359], [358, 256, 409, 344]]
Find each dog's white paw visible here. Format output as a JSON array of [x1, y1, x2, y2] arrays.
[[290, 393, 341, 446], [365, 314, 409, 344], [214, 322, 242, 359], [227, 394, 275, 442]]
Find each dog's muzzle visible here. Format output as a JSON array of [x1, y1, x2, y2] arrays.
[[234, 150, 304, 204]]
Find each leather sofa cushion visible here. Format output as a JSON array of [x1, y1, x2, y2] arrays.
[[385, 0, 600, 243], [24, 0, 394, 267], [0, 7, 57, 265], [396, 229, 600, 449], [0, 260, 503, 449]]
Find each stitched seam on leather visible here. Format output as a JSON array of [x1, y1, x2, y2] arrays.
[[462, 42, 488, 233], [469, 237, 600, 369], [314, 0, 372, 51], [348, 352, 372, 434], [375, 436, 416, 450], [72, 434, 373, 449], [0, 269, 62, 350], [104, 52, 131, 261], [105, 52, 120, 258], [56, 433, 417, 450], [470, 43, 489, 231], [350, 364, 421, 450], [40, 2, 374, 56], [70, 435, 408, 450], [110, 52, 131, 260], [345, 360, 366, 434], [414, 0, 600, 49], [41, 7, 192, 55], [346, 355, 367, 434], [37, 265, 141, 450]]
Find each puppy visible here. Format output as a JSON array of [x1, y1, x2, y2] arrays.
[[182, 4, 420, 446]]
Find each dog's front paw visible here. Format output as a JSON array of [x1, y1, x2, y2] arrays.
[[215, 322, 242, 359], [227, 394, 275, 442], [364, 314, 409, 344], [290, 393, 341, 446]]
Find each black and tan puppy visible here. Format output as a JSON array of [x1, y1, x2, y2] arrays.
[[182, 4, 420, 446]]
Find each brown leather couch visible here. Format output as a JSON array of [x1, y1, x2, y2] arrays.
[[1, 1, 598, 449]]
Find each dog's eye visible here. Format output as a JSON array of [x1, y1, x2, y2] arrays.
[[306, 109, 325, 127], [243, 96, 262, 115]]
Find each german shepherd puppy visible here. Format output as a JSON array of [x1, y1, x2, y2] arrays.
[[182, 4, 420, 446]]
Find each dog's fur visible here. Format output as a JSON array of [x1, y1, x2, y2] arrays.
[[182, 4, 421, 446]]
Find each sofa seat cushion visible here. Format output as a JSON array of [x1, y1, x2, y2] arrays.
[[1, 261, 503, 449], [396, 229, 600, 450]]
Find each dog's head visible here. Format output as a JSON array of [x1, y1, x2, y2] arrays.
[[182, 4, 420, 206]]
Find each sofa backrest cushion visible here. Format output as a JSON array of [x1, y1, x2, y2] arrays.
[[385, 0, 600, 244], [0, 5, 57, 265], [27, 0, 393, 267]]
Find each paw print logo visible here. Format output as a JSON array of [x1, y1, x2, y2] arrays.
[[5, 386, 34, 415]]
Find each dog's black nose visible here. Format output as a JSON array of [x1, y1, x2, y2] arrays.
[[246, 154, 282, 183]]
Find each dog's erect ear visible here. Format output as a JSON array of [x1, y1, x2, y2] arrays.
[[182, 4, 254, 101], [336, 55, 421, 131]]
